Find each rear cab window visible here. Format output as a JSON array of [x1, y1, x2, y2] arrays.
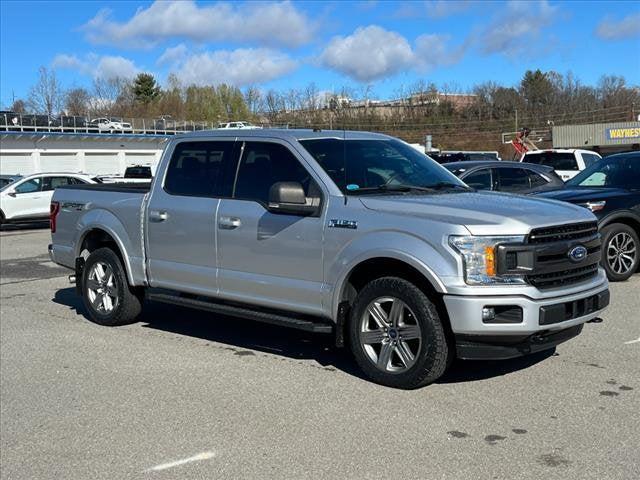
[[164, 141, 236, 197], [524, 152, 578, 171]]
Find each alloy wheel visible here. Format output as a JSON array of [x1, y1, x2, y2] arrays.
[[359, 296, 422, 373], [86, 261, 119, 313], [607, 232, 637, 275]]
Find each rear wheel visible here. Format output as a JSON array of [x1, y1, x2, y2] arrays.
[[601, 223, 639, 282], [81, 247, 142, 326], [348, 277, 450, 389]]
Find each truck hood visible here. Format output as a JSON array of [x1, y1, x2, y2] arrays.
[[359, 191, 596, 236]]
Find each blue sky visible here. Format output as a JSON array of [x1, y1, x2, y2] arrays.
[[1, 0, 639, 108]]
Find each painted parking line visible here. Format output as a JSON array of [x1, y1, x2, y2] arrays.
[[624, 337, 640, 345], [145, 451, 216, 472]]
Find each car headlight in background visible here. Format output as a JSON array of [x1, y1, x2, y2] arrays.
[[578, 200, 606, 212], [449, 235, 526, 285]]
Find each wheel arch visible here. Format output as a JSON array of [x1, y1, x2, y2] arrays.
[[77, 227, 135, 285], [599, 212, 640, 237]]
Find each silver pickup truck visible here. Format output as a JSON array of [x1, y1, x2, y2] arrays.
[[49, 130, 610, 389]]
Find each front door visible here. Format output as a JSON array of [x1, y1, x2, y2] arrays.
[[9, 177, 44, 219], [217, 140, 325, 315], [146, 139, 237, 295]]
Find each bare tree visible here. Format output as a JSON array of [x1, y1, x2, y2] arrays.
[[65, 88, 91, 116], [27, 67, 63, 116], [10, 99, 26, 113]]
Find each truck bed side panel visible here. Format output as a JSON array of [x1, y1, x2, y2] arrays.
[[51, 187, 147, 285]]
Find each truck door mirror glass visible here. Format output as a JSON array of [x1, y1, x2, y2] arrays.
[[268, 182, 318, 216]]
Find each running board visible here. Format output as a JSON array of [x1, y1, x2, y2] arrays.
[[146, 292, 334, 334]]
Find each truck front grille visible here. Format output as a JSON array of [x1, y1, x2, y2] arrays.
[[528, 222, 598, 244], [528, 263, 599, 289], [524, 221, 601, 289]]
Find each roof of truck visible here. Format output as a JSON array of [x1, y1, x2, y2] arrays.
[[177, 128, 392, 142]]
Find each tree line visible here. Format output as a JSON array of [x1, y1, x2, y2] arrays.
[[7, 67, 638, 151]]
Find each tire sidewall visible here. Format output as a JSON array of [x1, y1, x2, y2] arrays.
[[81, 248, 129, 325], [348, 277, 448, 389], [601, 224, 639, 282]]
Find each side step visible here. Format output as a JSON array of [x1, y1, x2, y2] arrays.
[[147, 292, 334, 334]]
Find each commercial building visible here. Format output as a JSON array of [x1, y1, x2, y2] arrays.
[[552, 121, 640, 155]]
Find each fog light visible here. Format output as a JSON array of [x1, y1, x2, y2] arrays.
[[482, 307, 496, 322]]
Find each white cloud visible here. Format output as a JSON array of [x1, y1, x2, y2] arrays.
[[596, 13, 640, 40], [82, 1, 313, 48], [157, 44, 188, 66], [173, 48, 297, 87], [319, 26, 415, 82], [52, 53, 141, 80], [477, 0, 559, 57], [318, 26, 465, 82]]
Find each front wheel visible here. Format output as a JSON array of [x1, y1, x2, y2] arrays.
[[81, 247, 142, 326], [348, 277, 450, 389], [601, 223, 639, 282]]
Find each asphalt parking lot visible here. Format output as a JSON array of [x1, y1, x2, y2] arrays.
[[1, 227, 638, 480]]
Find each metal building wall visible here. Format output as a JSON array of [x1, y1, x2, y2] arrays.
[[552, 122, 640, 149]]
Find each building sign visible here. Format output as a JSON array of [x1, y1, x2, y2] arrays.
[[606, 127, 640, 140]]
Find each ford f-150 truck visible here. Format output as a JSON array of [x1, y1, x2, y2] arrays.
[[49, 130, 610, 389]]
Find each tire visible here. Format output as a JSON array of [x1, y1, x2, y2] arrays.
[[601, 223, 639, 282], [348, 277, 450, 389], [81, 247, 142, 326]]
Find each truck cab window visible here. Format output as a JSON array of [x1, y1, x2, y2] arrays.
[[164, 141, 235, 197]]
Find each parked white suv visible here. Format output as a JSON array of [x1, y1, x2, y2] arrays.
[[521, 149, 601, 181], [0, 173, 94, 225]]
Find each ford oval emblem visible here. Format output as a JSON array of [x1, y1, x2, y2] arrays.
[[568, 245, 588, 262]]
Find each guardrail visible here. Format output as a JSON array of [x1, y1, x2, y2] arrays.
[[0, 114, 221, 135]]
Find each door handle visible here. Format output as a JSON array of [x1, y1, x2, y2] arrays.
[[218, 216, 241, 229], [149, 210, 168, 222]]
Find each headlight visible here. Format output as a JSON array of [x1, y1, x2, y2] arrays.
[[578, 200, 606, 212], [449, 235, 526, 285]]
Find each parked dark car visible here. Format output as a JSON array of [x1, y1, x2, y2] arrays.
[[444, 161, 564, 194], [536, 152, 640, 281]]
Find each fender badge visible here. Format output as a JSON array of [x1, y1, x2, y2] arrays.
[[329, 219, 358, 229]]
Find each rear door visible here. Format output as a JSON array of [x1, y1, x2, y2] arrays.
[[216, 139, 326, 314], [495, 167, 532, 193], [145, 139, 237, 295]]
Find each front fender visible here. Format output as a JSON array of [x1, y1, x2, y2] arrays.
[[74, 209, 145, 286], [328, 230, 457, 319]]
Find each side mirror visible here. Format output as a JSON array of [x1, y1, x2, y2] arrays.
[[7, 191, 16, 197], [268, 182, 319, 216]]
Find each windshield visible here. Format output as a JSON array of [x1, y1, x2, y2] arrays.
[[566, 154, 640, 189], [525, 151, 578, 171], [299, 138, 467, 193]]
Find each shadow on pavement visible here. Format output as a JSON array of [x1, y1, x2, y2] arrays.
[[52, 287, 556, 386]]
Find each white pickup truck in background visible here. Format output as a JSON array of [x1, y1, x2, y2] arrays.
[[521, 149, 602, 181]]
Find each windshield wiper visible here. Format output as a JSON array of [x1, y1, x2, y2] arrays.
[[347, 184, 436, 195], [425, 182, 472, 191]]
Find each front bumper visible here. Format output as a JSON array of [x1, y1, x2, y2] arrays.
[[443, 280, 609, 335]]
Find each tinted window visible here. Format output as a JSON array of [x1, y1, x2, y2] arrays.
[[14, 177, 41, 193], [164, 141, 235, 197], [524, 152, 578, 170], [527, 171, 549, 188], [581, 153, 601, 167], [234, 142, 313, 204], [125, 166, 152, 178], [497, 168, 530, 192], [567, 154, 640, 189], [463, 169, 492, 190]]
